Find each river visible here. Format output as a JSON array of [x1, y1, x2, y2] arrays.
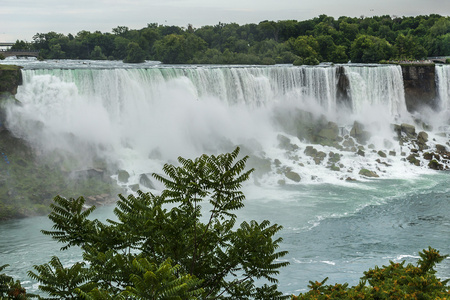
[[0, 58, 449, 296]]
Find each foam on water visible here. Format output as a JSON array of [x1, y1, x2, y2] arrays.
[[6, 63, 448, 195], [1, 61, 449, 296]]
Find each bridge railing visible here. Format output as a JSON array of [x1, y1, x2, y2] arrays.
[[0, 49, 40, 53]]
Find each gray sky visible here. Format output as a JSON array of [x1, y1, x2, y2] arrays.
[[1, 0, 450, 42]]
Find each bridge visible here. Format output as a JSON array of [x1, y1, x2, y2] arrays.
[[428, 56, 450, 63], [0, 49, 40, 58], [0, 43, 39, 58]]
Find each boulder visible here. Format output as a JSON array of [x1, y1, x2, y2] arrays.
[[317, 122, 339, 144], [436, 144, 447, 153], [285, 171, 301, 182], [118, 170, 130, 183], [359, 169, 379, 178], [350, 121, 371, 144], [139, 174, 155, 189], [377, 151, 387, 158], [428, 159, 443, 170], [401, 123, 416, 138], [304, 146, 318, 157]]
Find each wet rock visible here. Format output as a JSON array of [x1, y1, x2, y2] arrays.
[[313, 151, 327, 164], [436, 144, 447, 153], [274, 159, 282, 167], [285, 171, 301, 182], [389, 151, 396, 156], [376, 159, 392, 167], [118, 170, 130, 183], [350, 121, 371, 144], [428, 159, 443, 170], [423, 152, 433, 160], [406, 154, 420, 166], [328, 152, 341, 163], [359, 168, 379, 178], [139, 174, 155, 189], [248, 155, 272, 178], [377, 150, 387, 158], [277, 179, 286, 186], [357, 149, 365, 157], [401, 123, 416, 138], [317, 121, 339, 145], [330, 163, 340, 171], [418, 131, 428, 143], [277, 134, 299, 151], [304, 146, 318, 157], [129, 184, 140, 192]]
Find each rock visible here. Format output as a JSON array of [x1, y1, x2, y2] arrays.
[[376, 159, 392, 167], [359, 169, 379, 178], [328, 152, 341, 163], [304, 146, 318, 157], [117, 170, 130, 183], [436, 144, 447, 153], [406, 154, 421, 166], [317, 122, 339, 144], [357, 149, 365, 157], [129, 184, 140, 192], [423, 152, 433, 160], [330, 164, 340, 171], [277, 134, 298, 151], [418, 131, 428, 143], [313, 151, 327, 164], [139, 174, 155, 189], [389, 151, 396, 156], [350, 121, 371, 144], [248, 155, 272, 178], [274, 159, 282, 167], [342, 137, 355, 148], [428, 159, 443, 170], [285, 171, 301, 182], [377, 151, 387, 158], [401, 123, 416, 138], [277, 179, 286, 186]]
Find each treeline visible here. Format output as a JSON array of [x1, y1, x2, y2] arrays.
[[10, 14, 450, 64]]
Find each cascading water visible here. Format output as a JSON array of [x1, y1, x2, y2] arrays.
[[0, 60, 449, 296], [436, 65, 450, 112], [343, 65, 407, 118]]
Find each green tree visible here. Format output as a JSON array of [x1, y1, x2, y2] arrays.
[[123, 42, 146, 63], [350, 35, 394, 63], [32, 147, 289, 299], [90, 46, 107, 60], [293, 247, 450, 299]]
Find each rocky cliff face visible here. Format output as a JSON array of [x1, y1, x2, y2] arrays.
[[0, 65, 22, 95], [401, 65, 437, 113]]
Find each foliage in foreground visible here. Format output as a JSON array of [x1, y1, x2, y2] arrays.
[[293, 247, 450, 299], [27, 147, 289, 299]]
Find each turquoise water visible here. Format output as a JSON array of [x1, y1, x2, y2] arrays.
[[0, 59, 449, 296], [1, 172, 448, 295]]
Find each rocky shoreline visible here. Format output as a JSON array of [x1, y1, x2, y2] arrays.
[[245, 108, 450, 184]]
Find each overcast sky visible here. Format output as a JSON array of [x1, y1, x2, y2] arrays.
[[1, 0, 450, 42]]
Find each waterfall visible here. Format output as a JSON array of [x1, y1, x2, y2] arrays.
[[343, 65, 407, 119], [436, 65, 450, 112], [5, 64, 424, 187]]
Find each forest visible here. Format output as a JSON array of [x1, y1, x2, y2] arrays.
[[7, 14, 450, 64]]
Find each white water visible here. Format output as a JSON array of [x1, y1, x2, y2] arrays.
[[0, 59, 449, 296], [436, 65, 450, 112], [7, 63, 447, 189]]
